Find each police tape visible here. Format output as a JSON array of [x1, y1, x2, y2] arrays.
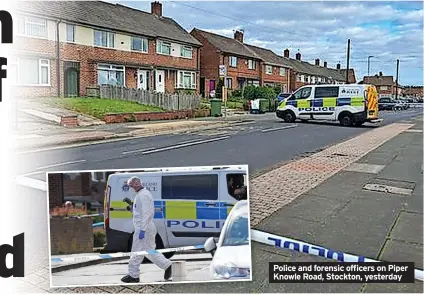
[[51, 244, 204, 264], [251, 229, 424, 282]]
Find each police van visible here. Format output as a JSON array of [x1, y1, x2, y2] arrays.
[[276, 84, 381, 126], [102, 166, 248, 257]]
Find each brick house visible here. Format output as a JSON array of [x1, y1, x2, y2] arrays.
[[12, 1, 202, 97], [402, 86, 423, 100], [361, 73, 398, 97], [191, 28, 263, 97]]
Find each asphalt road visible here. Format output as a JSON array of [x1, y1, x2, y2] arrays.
[[14, 109, 423, 181]]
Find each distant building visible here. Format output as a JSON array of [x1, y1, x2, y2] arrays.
[[360, 72, 399, 97]]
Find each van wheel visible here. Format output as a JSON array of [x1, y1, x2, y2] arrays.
[[339, 113, 353, 127], [283, 111, 296, 123]]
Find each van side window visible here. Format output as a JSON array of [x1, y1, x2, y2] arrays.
[[226, 173, 248, 201], [162, 175, 218, 200], [315, 86, 339, 98], [294, 87, 311, 100]]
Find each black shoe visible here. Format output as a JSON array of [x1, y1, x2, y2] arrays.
[[121, 275, 140, 283], [164, 265, 172, 281]]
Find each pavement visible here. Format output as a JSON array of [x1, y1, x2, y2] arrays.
[[51, 253, 214, 287], [10, 109, 423, 293]]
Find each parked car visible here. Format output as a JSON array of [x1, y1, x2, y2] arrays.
[[378, 97, 402, 111], [204, 200, 251, 280], [395, 100, 409, 110]]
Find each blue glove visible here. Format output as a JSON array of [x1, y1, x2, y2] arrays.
[[138, 231, 145, 240]]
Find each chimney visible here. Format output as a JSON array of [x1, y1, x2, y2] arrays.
[[336, 63, 341, 70], [151, 1, 162, 17], [379, 71, 383, 76], [315, 59, 320, 66], [324, 61, 327, 68], [234, 30, 244, 43], [295, 52, 301, 61], [283, 49, 290, 58]]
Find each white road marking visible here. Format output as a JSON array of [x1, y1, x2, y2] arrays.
[[142, 136, 230, 155], [14, 176, 47, 191], [121, 147, 156, 155], [261, 124, 298, 133], [404, 129, 423, 133], [35, 160, 86, 171]]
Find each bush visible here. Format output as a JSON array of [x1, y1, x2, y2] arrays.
[[242, 85, 277, 101], [94, 231, 106, 248], [93, 215, 104, 223], [230, 89, 242, 98]]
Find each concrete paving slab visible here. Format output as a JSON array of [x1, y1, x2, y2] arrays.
[[380, 239, 423, 269], [273, 194, 345, 223], [378, 161, 423, 183], [343, 163, 386, 174], [256, 214, 324, 244], [363, 282, 423, 293], [389, 212, 423, 244], [357, 151, 398, 166], [404, 195, 424, 214]]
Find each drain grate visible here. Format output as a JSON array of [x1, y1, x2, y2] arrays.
[[363, 183, 413, 196]]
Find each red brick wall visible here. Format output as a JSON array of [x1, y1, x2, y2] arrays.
[[376, 85, 393, 96], [63, 173, 92, 197], [224, 55, 260, 89], [190, 30, 220, 81], [50, 218, 93, 255], [12, 36, 199, 97], [261, 64, 289, 88], [48, 173, 64, 209]]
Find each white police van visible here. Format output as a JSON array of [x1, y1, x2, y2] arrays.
[[276, 84, 381, 126], [102, 166, 248, 257]]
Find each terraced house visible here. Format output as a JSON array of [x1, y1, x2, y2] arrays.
[[11, 1, 201, 97], [191, 29, 356, 97]]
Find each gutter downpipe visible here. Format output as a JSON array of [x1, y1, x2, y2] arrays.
[[56, 20, 61, 97]]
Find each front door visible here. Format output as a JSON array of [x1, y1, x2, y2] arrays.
[[155, 70, 165, 93], [137, 70, 148, 90]]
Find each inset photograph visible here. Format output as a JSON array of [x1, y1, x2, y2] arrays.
[[47, 165, 251, 287]]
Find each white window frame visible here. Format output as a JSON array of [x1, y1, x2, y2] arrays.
[[66, 24, 76, 43], [97, 64, 126, 86], [229, 56, 237, 67], [131, 36, 149, 53], [380, 86, 388, 91], [94, 30, 115, 48], [225, 77, 233, 89], [180, 45, 193, 59], [318, 77, 322, 83], [265, 65, 273, 75], [301, 75, 305, 83], [12, 57, 51, 86], [156, 40, 172, 55], [279, 67, 286, 76], [248, 60, 256, 70], [91, 172, 106, 182], [176, 70, 196, 89], [19, 16, 48, 38]]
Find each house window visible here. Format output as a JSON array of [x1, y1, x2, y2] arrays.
[[301, 75, 305, 82], [66, 24, 75, 43], [131, 37, 148, 52], [318, 77, 322, 83], [305, 76, 310, 83], [91, 172, 106, 182], [97, 64, 125, 86], [311, 76, 316, 84], [248, 60, 256, 70], [94, 30, 115, 48], [14, 58, 50, 86], [296, 75, 301, 82], [229, 56, 237, 67], [18, 16, 47, 38], [176, 71, 196, 89], [380, 86, 388, 90], [266, 65, 273, 75], [181, 46, 193, 58], [225, 77, 232, 89], [157, 40, 171, 55], [279, 67, 286, 76]]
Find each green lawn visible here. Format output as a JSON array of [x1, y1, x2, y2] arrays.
[[50, 97, 165, 119]]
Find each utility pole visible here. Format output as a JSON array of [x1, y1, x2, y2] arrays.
[[395, 59, 399, 100], [346, 39, 350, 84], [367, 55, 374, 76]]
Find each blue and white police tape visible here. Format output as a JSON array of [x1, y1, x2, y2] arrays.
[[51, 244, 204, 264], [92, 222, 104, 228], [251, 229, 424, 282]]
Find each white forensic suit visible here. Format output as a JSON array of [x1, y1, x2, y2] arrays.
[[128, 187, 172, 278]]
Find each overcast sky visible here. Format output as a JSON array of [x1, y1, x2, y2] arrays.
[[118, 1, 423, 85]]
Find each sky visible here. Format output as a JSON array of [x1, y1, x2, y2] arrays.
[[117, 0, 423, 85]]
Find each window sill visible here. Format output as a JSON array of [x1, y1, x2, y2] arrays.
[[156, 52, 172, 56], [16, 33, 48, 40], [131, 50, 149, 54], [93, 45, 116, 50], [180, 56, 193, 59]]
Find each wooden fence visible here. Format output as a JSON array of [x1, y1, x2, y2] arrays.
[[95, 85, 201, 111]]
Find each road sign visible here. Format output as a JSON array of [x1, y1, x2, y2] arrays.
[[219, 65, 227, 77]]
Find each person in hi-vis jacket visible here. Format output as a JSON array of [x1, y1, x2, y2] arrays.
[[121, 176, 172, 283]]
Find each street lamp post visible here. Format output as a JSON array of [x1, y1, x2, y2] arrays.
[[367, 56, 374, 76]]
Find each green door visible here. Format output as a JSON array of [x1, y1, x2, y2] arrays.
[[64, 67, 79, 97]]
